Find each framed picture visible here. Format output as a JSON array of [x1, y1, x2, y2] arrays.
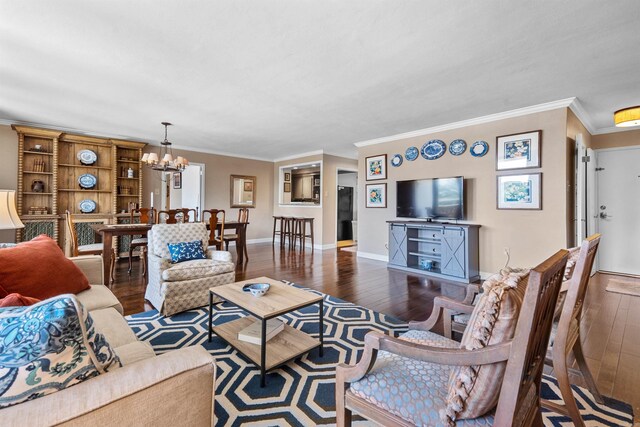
[[497, 173, 542, 210], [243, 181, 253, 192], [365, 154, 387, 181], [496, 130, 541, 170], [173, 172, 182, 189], [314, 178, 320, 186], [366, 183, 387, 208], [283, 182, 291, 193], [284, 172, 291, 182]]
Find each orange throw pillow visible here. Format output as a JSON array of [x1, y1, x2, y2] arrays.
[[0, 293, 41, 307], [0, 235, 90, 300]]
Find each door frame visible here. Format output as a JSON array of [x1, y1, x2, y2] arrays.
[[335, 167, 358, 246]]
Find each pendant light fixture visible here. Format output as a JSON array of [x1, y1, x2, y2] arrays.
[[614, 106, 640, 128], [141, 122, 188, 171]]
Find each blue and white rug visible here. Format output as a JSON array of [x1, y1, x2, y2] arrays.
[[126, 285, 633, 426]]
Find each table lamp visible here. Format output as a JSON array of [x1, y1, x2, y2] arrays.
[[0, 190, 25, 235]]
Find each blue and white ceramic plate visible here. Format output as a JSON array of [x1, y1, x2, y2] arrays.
[[77, 149, 97, 165], [421, 140, 446, 160], [242, 283, 270, 297], [79, 199, 96, 214], [78, 173, 97, 189], [390, 154, 403, 167], [449, 139, 467, 156], [470, 140, 489, 157], [405, 146, 419, 161]]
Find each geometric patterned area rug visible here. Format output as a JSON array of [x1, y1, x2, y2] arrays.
[[126, 285, 634, 426]]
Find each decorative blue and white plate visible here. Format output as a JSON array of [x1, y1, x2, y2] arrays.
[[405, 146, 419, 161], [449, 139, 467, 156], [242, 283, 270, 297], [79, 199, 96, 214], [77, 149, 97, 165], [421, 140, 446, 160], [390, 154, 403, 167], [470, 140, 489, 157], [78, 173, 97, 189]]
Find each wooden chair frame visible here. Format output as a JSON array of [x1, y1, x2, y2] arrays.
[[65, 211, 115, 282], [176, 208, 198, 223], [223, 208, 249, 262], [127, 207, 156, 277], [202, 209, 225, 250], [157, 209, 180, 224], [336, 250, 569, 427]]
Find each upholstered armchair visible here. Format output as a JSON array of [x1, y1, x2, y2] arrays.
[[145, 222, 236, 316], [336, 250, 568, 426]]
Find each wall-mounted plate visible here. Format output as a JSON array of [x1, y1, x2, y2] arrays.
[[470, 140, 489, 157], [390, 154, 403, 167], [449, 139, 467, 156], [79, 199, 96, 213], [78, 173, 97, 189], [405, 146, 419, 161], [421, 140, 446, 160]]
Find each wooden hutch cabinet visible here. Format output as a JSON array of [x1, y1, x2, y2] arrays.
[[12, 125, 146, 254]]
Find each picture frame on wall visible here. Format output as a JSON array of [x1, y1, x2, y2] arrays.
[[496, 130, 541, 170], [365, 154, 387, 181], [173, 172, 182, 189], [497, 173, 542, 210], [283, 182, 291, 193], [284, 172, 291, 182], [366, 183, 387, 208]]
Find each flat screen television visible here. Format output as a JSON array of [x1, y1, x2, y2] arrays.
[[396, 176, 464, 220]]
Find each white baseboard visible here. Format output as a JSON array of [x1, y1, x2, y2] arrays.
[[356, 251, 389, 262], [245, 238, 273, 245], [271, 237, 335, 251], [479, 271, 494, 280]]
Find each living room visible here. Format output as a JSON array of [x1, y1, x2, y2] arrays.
[[1, 2, 640, 426]]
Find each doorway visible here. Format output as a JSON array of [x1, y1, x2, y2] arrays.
[[162, 163, 205, 221], [595, 147, 640, 276], [336, 169, 357, 248]]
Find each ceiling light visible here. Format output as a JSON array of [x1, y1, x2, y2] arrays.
[[614, 106, 640, 127], [141, 122, 189, 172]]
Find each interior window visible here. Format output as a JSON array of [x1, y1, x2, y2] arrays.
[[280, 163, 321, 206]]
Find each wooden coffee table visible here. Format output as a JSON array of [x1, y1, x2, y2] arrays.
[[208, 277, 324, 387]]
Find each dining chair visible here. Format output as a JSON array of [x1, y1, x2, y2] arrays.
[[127, 207, 156, 276], [177, 207, 198, 222], [336, 249, 568, 427], [223, 208, 249, 262], [65, 211, 115, 282], [157, 209, 179, 224], [202, 209, 225, 250]]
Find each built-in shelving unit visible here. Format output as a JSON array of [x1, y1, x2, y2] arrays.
[[13, 125, 146, 247]]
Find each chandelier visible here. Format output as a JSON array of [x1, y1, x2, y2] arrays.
[[141, 122, 188, 172]]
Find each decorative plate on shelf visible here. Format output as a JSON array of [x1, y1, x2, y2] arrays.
[[405, 146, 419, 161], [449, 139, 467, 156], [79, 199, 96, 214], [78, 173, 97, 189], [390, 154, 403, 167], [77, 149, 97, 165], [470, 140, 489, 157], [421, 140, 446, 160]]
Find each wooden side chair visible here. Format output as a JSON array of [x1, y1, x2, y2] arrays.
[[158, 209, 179, 224], [177, 208, 198, 222], [65, 211, 115, 282], [541, 234, 603, 426], [127, 207, 156, 276], [202, 209, 225, 250], [336, 249, 568, 427], [223, 208, 249, 262]]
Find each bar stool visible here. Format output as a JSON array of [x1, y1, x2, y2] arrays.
[[281, 216, 295, 248], [272, 215, 283, 245], [293, 217, 314, 252]]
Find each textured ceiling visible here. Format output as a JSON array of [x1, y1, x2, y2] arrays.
[[1, 1, 639, 160]]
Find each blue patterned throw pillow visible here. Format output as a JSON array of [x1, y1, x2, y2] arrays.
[[167, 240, 206, 263], [0, 294, 121, 408]]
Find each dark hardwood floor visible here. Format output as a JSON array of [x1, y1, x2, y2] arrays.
[[111, 243, 640, 421]]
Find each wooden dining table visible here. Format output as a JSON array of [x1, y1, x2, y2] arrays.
[[91, 223, 152, 285], [208, 220, 249, 266]]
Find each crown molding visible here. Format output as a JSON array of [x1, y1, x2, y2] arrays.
[[0, 118, 148, 143], [568, 98, 597, 135], [591, 125, 640, 135], [354, 98, 576, 148], [168, 143, 274, 162], [272, 150, 324, 163]]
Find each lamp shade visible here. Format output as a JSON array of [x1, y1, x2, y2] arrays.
[[162, 153, 173, 163], [147, 153, 159, 163], [141, 153, 149, 162], [614, 106, 640, 127], [0, 190, 24, 230]]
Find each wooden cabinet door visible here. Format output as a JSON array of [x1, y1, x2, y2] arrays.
[[388, 224, 407, 266], [441, 227, 466, 278]]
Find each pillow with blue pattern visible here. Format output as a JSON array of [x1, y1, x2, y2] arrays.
[[167, 240, 207, 263], [0, 294, 121, 408]]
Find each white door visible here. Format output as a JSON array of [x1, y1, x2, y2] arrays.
[[181, 164, 204, 221], [596, 147, 640, 275], [575, 135, 586, 243]]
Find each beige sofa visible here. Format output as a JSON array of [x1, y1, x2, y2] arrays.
[[2, 255, 216, 427]]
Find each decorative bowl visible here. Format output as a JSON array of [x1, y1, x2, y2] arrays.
[[243, 283, 270, 297]]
